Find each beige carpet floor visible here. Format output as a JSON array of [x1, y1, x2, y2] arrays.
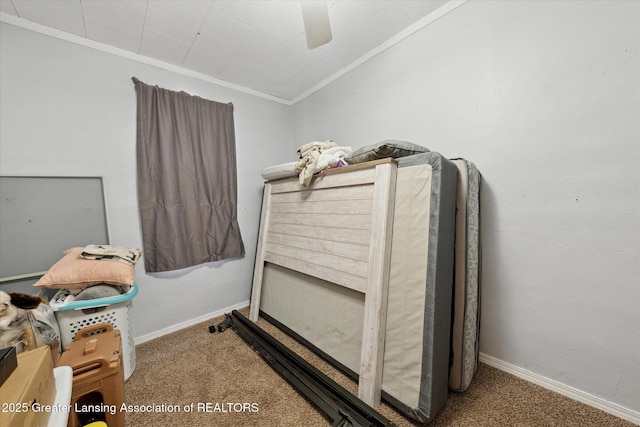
[[123, 310, 634, 426]]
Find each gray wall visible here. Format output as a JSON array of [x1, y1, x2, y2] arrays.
[[0, 21, 294, 337], [292, 0, 639, 413]]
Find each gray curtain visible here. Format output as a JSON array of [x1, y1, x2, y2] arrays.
[[132, 77, 244, 273]]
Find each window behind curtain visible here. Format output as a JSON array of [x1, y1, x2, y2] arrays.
[[132, 78, 244, 273]]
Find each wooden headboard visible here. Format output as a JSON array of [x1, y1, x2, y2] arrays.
[[249, 159, 397, 407]]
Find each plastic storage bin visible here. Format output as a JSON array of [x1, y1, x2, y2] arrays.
[[51, 284, 138, 380], [59, 324, 125, 427]]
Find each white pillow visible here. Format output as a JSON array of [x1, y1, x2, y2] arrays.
[[261, 162, 298, 181]]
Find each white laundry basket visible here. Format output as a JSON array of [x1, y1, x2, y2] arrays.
[[51, 284, 138, 380]]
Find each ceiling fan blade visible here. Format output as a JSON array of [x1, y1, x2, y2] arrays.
[[301, 0, 332, 49]]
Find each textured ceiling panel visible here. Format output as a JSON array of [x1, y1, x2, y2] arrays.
[[144, 0, 211, 45], [1, 0, 453, 102], [81, 1, 146, 52], [10, 0, 85, 37]]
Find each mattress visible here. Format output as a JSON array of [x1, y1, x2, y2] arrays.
[[449, 158, 482, 392], [259, 152, 458, 422]]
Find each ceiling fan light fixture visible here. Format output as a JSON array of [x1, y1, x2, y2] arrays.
[[301, 0, 333, 49]]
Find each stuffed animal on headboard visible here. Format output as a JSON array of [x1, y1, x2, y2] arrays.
[[0, 291, 45, 353]]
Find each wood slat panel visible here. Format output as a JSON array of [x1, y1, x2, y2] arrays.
[[270, 184, 373, 204], [267, 232, 369, 262], [268, 223, 371, 246], [263, 252, 367, 293], [265, 242, 368, 278], [270, 168, 376, 194], [269, 212, 371, 230], [269, 198, 373, 215]]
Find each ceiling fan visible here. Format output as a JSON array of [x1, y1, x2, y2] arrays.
[[300, 0, 332, 49]]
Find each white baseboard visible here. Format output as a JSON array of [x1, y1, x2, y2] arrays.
[[479, 353, 640, 425], [134, 300, 249, 345]]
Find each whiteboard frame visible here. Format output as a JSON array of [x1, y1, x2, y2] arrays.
[[0, 175, 111, 282]]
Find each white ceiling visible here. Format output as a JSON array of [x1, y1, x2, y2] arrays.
[[0, 0, 454, 103]]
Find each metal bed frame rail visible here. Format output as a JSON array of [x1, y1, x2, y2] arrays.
[[212, 310, 396, 427]]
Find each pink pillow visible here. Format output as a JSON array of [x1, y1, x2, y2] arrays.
[[34, 247, 135, 289]]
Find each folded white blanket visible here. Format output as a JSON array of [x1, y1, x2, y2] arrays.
[[295, 141, 336, 186], [295, 141, 352, 186], [316, 146, 352, 171]]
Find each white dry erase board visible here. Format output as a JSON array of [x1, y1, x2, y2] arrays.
[[0, 176, 110, 282]]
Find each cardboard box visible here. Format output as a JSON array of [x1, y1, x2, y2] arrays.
[[0, 347, 18, 387], [0, 346, 56, 427]]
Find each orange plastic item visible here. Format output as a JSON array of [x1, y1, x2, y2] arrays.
[[58, 323, 124, 427]]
